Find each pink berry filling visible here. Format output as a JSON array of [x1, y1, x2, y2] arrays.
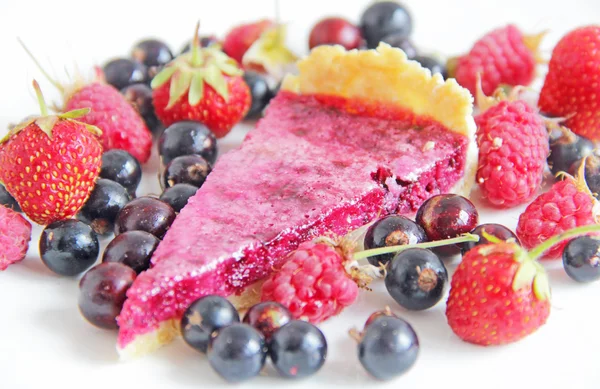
[[117, 91, 468, 349]]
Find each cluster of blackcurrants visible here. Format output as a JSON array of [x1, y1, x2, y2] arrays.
[[363, 192, 600, 317], [178, 295, 419, 382], [309, 1, 447, 77], [105, 37, 277, 140]]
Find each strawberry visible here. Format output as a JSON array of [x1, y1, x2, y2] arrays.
[[447, 224, 600, 346], [449, 24, 544, 99], [538, 26, 600, 141], [20, 41, 153, 163], [0, 81, 103, 225], [151, 24, 251, 138], [446, 240, 550, 346], [222, 19, 275, 65]]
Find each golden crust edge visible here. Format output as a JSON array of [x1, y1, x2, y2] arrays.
[[281, 42, 477, 140], [116, 281, 264, 361]]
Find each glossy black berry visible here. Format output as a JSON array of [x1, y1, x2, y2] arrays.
[[0, 183, 20, 212], [461, 223, 519, 255], [414, 55, 447, 78], [103, 58, 147, 90], [416, 194, 479, 256], [357, 315, 419, 381], [384, 248, 447, 310], [243, 71, 273, 119], [114, 196, 176, 239], [364, 307, 397, 328], [269, 320, 327, 379], [78, 262, 136, 329], [39, 219, 100, 276], [121, 83, 163, 136], [161, 155, 211, 189], [563, 236, 600, 283], [381, 33, 417, 59], [102, 230, 160, 274], [78, 179, 131, 235], [159, 183, 198, 213], [242, 301, 292, 340], [181, 295, 240, 354], [99, 150, 142, 198], [360, 1, 413, 48], [158, 121, 218, 166], [364, 215, 427, 266], [131, 39, 173, 68], [208, 323, 267, 382], [549, 133, 594, 176]]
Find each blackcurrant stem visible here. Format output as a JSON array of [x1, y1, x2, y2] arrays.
[[32, 80, 48, 116], [352, 233, 480, 261], [528, 224, 600, 260]]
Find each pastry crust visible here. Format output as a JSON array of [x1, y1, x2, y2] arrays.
[[282, 43, 477, 139]]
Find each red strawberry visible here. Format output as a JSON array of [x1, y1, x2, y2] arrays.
[[450, 24, 543, 98], [0, 81, 103, 225], [474, 83, 549, 208], [0, 205, 32, 271], [151, 25, 251, 138], [222, 19, 274, 64], [538, 26, 600, 141], [20, 41, 153, 163], [446, 240, 550, 346], [446, 224, 600, 346], [516, 165, 599, 259]]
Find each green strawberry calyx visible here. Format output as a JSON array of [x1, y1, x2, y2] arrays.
[[151, 22, 243, 109], [490, 223, 600, 302], [2, 80, 101, 144]]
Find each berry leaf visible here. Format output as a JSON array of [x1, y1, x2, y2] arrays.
[[58, 108, 91, 120], [167, 70, 193, 109], [34, 116, 59, 137], [188, 71, 205, 106], [512, 260, 537, 292], [204, 66, 229, 101], [151, 66, 178, 90]]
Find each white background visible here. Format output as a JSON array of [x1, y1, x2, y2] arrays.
[[1, 1, 600, 388]]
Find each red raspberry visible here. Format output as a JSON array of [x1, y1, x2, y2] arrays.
[[66, 82, 153, 163], [475, 96, 549, 208], [0, 205, 32, 271], [516, 174, 598, 259], [260, 240, 359, 323], [454, 25, 540, 98]]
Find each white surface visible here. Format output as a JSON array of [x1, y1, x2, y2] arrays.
[[1, 1, 600, 388]]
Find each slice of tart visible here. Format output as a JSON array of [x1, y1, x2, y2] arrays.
[[116, 43, 478, 359]]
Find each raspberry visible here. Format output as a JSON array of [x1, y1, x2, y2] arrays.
[[66, 82, 153, 163], [260, 241, 359, 323], [475, 98, 549, 208], [454, 25, 539, 98], [0, 205, 32, 271], [516, 175, 598, 259]]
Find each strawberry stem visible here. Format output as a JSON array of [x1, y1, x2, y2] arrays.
[[32, 80, 49, 116], [190, 21, 202, 67], [528, 224, 600, 260], [18, 38, 65, 94], [352, 233, 480, 261]]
